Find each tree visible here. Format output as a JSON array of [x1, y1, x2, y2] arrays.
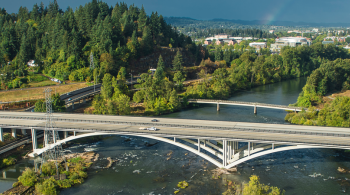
[[114, 94, 131, 115], [101, 73, 114, 99], [173, 71, 186, 91], [172, 50, 184, 71], [154, 55, 165, 82], [242, 175, 285, 195], [18, 168, 37, 187], [168, 89, 180, 112], [35, 177, 58, 195], [137, 5, 147, 32]]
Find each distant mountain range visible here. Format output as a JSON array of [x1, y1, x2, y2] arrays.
[[164, 17, 350, 28]]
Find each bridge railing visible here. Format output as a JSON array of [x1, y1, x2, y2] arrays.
[[188, 99, 304, 110], [66, 90, 101, 105]]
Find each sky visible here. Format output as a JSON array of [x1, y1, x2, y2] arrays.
[[1, 0, 350, 24]]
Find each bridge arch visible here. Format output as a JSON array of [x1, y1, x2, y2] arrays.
[[32, 132, 223, 167], [225, 145, 336, 169]]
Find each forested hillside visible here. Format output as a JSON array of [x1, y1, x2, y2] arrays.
[[0, 0, 201, 90], [285, 58, 350, 127]]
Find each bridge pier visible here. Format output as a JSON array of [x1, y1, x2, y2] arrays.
[[74, 131, 76, 136], [11, 128, 17, 138], [174, 137, 176, 142], [254, 106, 257, 114], [248, 142, 250, 156], [0, 127, 3, 142], [198, 139, 200, 152], [272, 143, 274, 150], [64, 131, 68, 139], [2, 171, 6, 179], [223, 140, 227, 167], [31, 128, 37, 150], [217, 103, 220, 111], [21, 129, 27, 135]]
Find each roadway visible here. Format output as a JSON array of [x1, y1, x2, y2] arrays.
[[0, 112, 349, 148]]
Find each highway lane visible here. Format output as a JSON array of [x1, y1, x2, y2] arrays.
[[0, 112, 350, 147]]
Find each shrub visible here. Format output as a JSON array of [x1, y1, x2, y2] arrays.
[[56, 179, 72, 188], [18, 168, 37, 187], [35, 177, 58, 195], [41, 162, 57, 176]]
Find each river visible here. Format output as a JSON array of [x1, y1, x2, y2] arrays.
[[2, 77, 350, 194]]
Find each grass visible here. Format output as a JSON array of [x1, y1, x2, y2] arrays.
[[0, 83, 89, 102], [28, 80, 57, 88]]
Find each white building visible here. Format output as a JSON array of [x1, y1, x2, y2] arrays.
[[270, 37, 311, 52], [27, 60, 38, 67], [249, 42, 267, 49]]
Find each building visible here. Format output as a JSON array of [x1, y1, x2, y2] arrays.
[[216, 39, 224, 45], [214, 34, 229, 39], [269, 30, 275, 34], [322, 41, 334, 45], [270, 37, 311, 52], [27, 60, 38, 67], [204, 40, 212, 45], [312, 28, 319, 33], [249, 42, 267, 49]]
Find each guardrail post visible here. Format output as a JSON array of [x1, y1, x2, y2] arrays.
[[11, 128, 17, 138], [31, 128, 37, 150], [0, 127, 3, 142], [217, 103, 220, 111], [254, 106, 257, 114], [21, 129, 27, 135]]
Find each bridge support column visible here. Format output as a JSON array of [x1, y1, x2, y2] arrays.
[[74, 131, 76, 136], [248, 142, 250, 156], [232, 141, 235, 155], [198, 139, 200, 152], [64, 131, 68, 139], [294, 109, 296, 113], [31, 128, 37, 150], [217, 103, 220, 111], [223, 140, 227, 167], [174, 137, 176, 142], [0, 127, 3, 142], [228, 141, 232, 160], [203, 140, 206, 147], [2, 171, 6, 179], [272, 143, 274, 150], [254, 106, 257, 114], [11, 128, 17, 138], [252, 142, 254, 150], [21, 129, 27, 135]]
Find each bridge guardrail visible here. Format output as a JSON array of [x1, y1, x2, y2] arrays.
[[188, 99, 305, 110], [66, 90, 101, 105]]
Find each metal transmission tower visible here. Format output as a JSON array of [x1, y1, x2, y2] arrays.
[[90, 52, 96, 92], [41, 88, 65, 174]]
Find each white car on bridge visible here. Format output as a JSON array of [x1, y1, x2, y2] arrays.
[[147, 127, 158, 131]]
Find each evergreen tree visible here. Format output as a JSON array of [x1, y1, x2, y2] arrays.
[[172, 50, 184, 71]]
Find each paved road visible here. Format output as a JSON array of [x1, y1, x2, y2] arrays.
[[0, 112, 349, 148]]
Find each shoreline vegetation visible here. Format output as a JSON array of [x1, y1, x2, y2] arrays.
[[286, 59, 350, 127], [2, 152, 97, 195]]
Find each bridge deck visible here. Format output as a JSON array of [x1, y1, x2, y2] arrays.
[[188, 99, 304, 111], [0, 112, 349, 148]]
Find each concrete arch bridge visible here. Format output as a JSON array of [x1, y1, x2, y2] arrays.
[[1, 112, 350, 169]]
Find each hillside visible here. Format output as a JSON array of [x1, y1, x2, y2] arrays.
[[0, 1, 201, 90]]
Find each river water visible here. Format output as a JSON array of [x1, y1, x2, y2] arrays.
[[2, 77, 350, 195]]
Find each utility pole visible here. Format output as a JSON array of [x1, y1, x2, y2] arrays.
[[90, 52, 96, 92]]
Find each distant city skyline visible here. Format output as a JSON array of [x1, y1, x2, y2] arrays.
[[2, 0, 350, 24]]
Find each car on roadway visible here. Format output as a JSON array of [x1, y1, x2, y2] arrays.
[[67, 92, 70, 95], [151, 119, 159, 122], [68, 98, 72, 101], [139, 127, 147, 130], [147, 127, 158, 131]]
